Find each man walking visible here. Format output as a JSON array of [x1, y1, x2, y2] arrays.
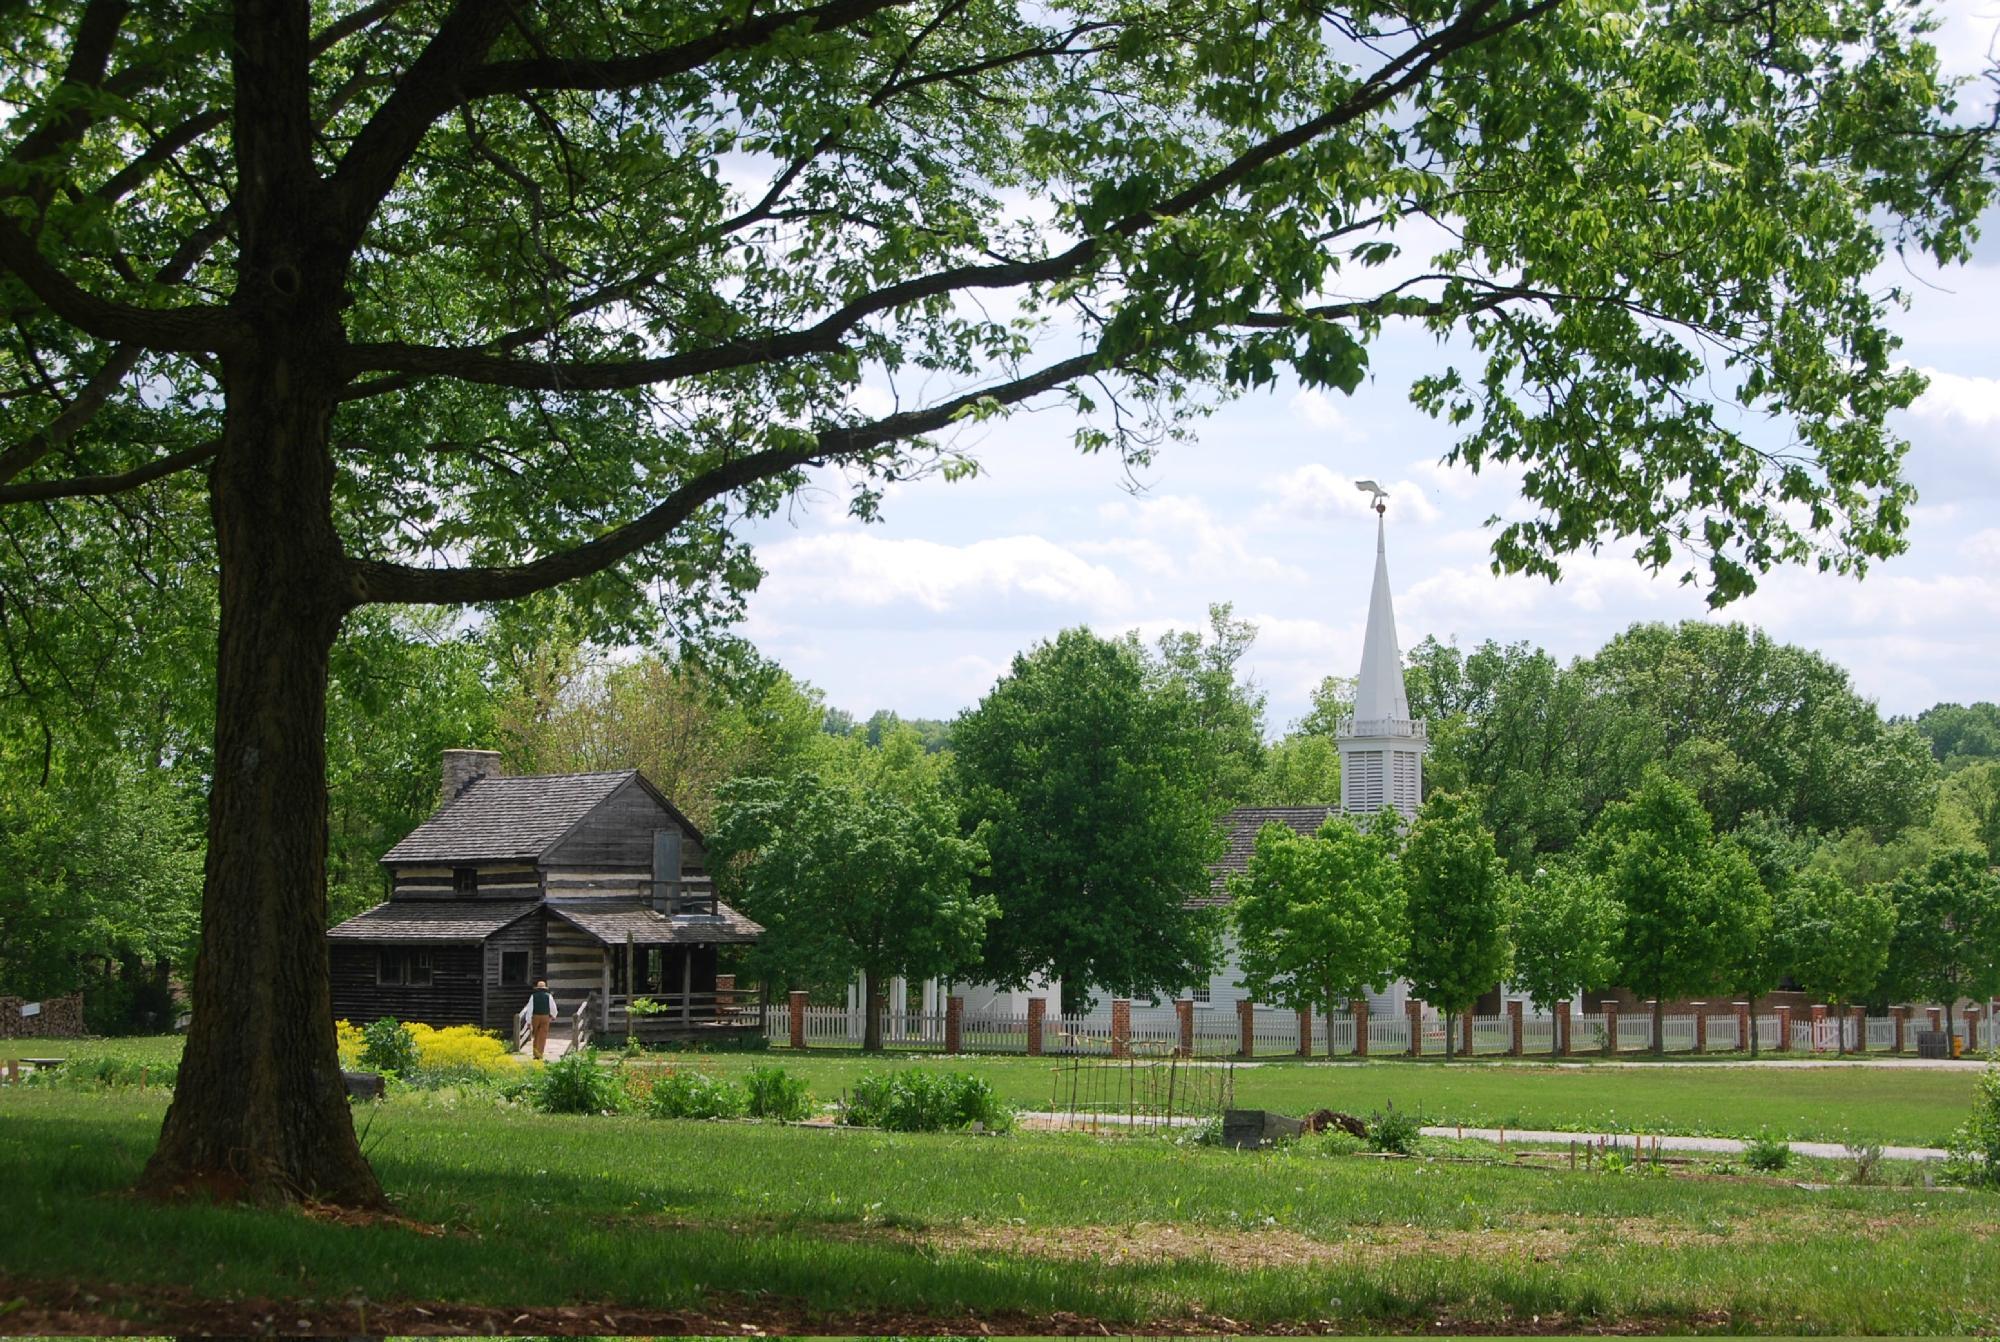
[[527, 979, 559, 1061]]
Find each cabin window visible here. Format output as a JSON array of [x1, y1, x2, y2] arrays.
[[499, 950, 529, 988], [376, 949, 434, 987], [453, 867, 478, 895]]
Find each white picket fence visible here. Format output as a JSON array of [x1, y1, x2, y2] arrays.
[[766, 1000, 1994, 1057]]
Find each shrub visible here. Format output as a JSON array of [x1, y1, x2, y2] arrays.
[[335, 1019, 364, 1068], [1367, 1102, 1421, 1155], [406, 1023, 522, 1078], [644, 1069, 749, 1120], [1845, 1142, 1885, 1186], [744, 1065, 812, 1122], [531, 1049, 625, 1115], [1313, 1127, 1367, 1157], [1944, 1058, 2000, 1188], [359, 1018, 418, 1074], [842, 1068, 1013, 1133], [1744, 1131, 1792, 1171]]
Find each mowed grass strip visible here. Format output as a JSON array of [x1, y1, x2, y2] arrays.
[[4, 1089, 1996, 1333], [3, 1034, 1983, 1144]]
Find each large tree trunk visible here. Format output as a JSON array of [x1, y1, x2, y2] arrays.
[[863, 971, 885, 1053], [139, 48, 379, 1198], [1443, 1009, 1455, 1061], [1748, 993, 1759, 1058], [1652, 997, 1665, 1056]]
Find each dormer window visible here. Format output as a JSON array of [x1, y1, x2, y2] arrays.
[[453, 867, 477, 895]]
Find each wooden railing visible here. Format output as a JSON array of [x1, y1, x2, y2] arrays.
[[513, 998, 534, 1052], [611, 990, 759, 1038], [572, 990, 597, 1053]]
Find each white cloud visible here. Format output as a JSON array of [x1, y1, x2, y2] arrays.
[[1288, 388, 1353, 433], [1961, 529, 2000, 565], [754, 531, 1129, 619], [1091, 494, 1307, 584], [1258, 464, 1442, 525], [1908, 366, 2000, 430], [845, 384, 896, 419]]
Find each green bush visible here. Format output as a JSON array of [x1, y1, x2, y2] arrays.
[[744, 1065, 812, 1121], [23, 1057, 175, 1089], [645, 1069, 748, 1120], [1313, 1127, 1367, 1156], [358, 1017, 419, 1074], [530, 1049, 624, 1115], [1944, 1058, 2000, 1188], [842, 1068, 1013, 1133], [1744, 1131, 1792, 1171], [1367, 1103, 1421, 1155]]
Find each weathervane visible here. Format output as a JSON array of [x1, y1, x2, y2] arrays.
[[1355, 479, 1389, 516]]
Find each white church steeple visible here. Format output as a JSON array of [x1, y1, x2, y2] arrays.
[[1338, 494, 1426, 819]]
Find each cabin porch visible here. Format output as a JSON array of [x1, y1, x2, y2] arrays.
[[541, 902, 765, 1048]]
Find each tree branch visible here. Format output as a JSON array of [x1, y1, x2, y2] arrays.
[[0, 439, 217, 504], [0, 220, 242, 351], [345, 349, 1098, 606], [342, 0, 1556, 394], [0, 344, 146, 486]]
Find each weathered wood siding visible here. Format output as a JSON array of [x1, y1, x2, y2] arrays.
[[329, 943, 483, 1027], [389, 864, 541, 900], [540, 778, 707, 878], [544, 918, 603, 1007], [481, 914, 548, 1029]]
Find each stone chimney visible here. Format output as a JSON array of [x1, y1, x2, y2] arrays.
[[440, 748, 503, 806]]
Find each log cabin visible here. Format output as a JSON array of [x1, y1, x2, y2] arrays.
[[327, 749, 763, 1046]]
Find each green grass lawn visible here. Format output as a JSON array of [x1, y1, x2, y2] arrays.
[[2, 1084, 1996, 1334], [6, 1033, 1982, 1144]]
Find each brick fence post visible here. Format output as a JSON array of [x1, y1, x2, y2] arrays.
[[1508, 1000, 1523, 1057], [1238, 998, 1256, 1058], [1969, 1004, 1984, 1053], [1775, 1004, 1792, 1051], [1891, 1005, 1906, 1055], [1460, 1011, 1475, 1058], [1176, 997, 1195, 1056], [788, 989, 808, 1050], [1111, 998, 1131, 1058], [1926, 1005, 1942, 1038], [1407, 1001, 1424, 1057], [1353, 999, 1370, 1057], [945, 995, 964, 1054], [1027, 997, 1046, 1057], [1692, 1002, 1707, 1054], [1604, 1002, 1619, 1056], [1734, 1002, 1751, 1054], [715, 973, 735, 1013], [1555, 1001, 1571, 1058], [1297, 1006, 1313, 1058]]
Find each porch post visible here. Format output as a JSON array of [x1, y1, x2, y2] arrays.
[[1237, 998, 1255, 1058], [1027, 997, 1047, 1057], [681, 948, 692, 1026], [1353, 999, 1370, 1058], [788, 989, 807, 1049], [600, 953, 611, 1034]]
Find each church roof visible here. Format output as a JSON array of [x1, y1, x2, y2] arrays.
[[1196, 806, 1338, 907], [1351, 512, 1411, 725]]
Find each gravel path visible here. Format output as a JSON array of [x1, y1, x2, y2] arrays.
[[1421, 1125, 1951, 1162]]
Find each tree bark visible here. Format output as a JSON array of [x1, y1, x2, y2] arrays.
[[138, 5, 379, 1197], [1748, 993, 1760, 1058], [1652, 997, 1665, 1056], [863, 971, 884, 1053]]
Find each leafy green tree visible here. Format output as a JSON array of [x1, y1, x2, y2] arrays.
[[2, 0, 1985, 1206], [1911, 703, 2000, 772], [1709, 837, 1777, 1056], [1883, 849, 2000, 1041], [1139, 604, 1267, 808], [1935, 763, 2000, 867], [710, 772, 991, 1052], [1247, 733, 1343, 807], [955, 629, 1221, 1009], [1507, 862, 1622, 1048], [1229, 817, 1406, 1056], [1292, 675, 1358, 740], [1590, 769, 1747, 1053], [1400, 793, 1513, 1058], [1775, 870, 1896, 1053]]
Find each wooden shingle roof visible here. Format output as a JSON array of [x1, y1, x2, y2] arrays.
[[1195, 806, 1338, 907], [379, 771, 637, 864], [326, 900, 540, 942], [548, 901, 764, 946]]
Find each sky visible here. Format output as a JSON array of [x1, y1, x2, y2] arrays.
[[736, 7, 2000, 735]]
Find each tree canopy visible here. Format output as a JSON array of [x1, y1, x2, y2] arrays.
[[953, 627, 1222, 1009], [1506, 862, 1621, 1021], [1399, 791, 1511, 1057], [1775, 869, 1896, 1052]]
